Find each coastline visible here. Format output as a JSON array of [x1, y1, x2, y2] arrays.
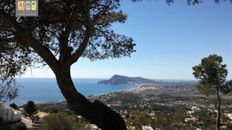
[[31, 84, 154, 106], [10, 80, 139, 105]]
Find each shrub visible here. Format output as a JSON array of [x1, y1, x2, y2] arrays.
[[0, 122, 27, 130], [23, 101, 38, 116], [9, 103, 18, 110], [39, 112, 90, 130], [126, 110, 152, 130]]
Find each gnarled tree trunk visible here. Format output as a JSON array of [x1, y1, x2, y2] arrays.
[[55, 66, 127, 130]]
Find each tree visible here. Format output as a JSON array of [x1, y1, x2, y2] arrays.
[[0, 0, 231, 130], [9, 103, 18, 110], [192, 54, 232, 130], [23, 100, 38, 116], [0, 0, 134, 129]]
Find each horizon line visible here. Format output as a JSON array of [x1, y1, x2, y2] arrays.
[[16, 77, 197, 81]]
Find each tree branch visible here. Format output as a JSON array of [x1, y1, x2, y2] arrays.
[[10, 27, 60, 73], [66, 24, 92, 66], [0, 11, 60, 73], [24, 33, 60, 73], [0, 11, 16, 28], [65, 0, 92, 66], [0, 37, 16, 44], [59, 21, 73, 62]]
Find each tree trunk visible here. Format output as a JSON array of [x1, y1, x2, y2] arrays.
[[216, 89, 221, 130], [55, 66, 127, 130]]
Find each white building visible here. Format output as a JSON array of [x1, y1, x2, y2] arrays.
[[90, 124, 101, 130], [142, 126, 154, 130], [0, 103, 22, 122]]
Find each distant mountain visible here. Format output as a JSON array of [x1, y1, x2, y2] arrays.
[[97, 74, 155, 85]]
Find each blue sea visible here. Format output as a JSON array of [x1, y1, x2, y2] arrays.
[[9, 78, 136, 105]]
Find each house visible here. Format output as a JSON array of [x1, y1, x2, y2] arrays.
[[184, 117, 197, 123], [32, 111, 49, 127], [142, 126, 154, 130], [90, 124, 101, 130], [34, 111, 49, 119], [0, 103, 22, 122], [225, 113, 232, 120]]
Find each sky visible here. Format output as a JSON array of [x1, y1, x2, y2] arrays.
[[22, 0, 232, 80]]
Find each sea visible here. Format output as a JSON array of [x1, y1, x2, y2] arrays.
[[9, 78, 136, 105]]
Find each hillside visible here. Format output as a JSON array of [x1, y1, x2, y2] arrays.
[[97, 74, 155, 85]]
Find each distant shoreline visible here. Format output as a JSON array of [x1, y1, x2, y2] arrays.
[[16, 77, 196, 81], [30, 85, 147, 106], [10, 79, 138, 105], [9, 78, 197, 105]]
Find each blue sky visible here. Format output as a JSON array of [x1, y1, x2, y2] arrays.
[[22, 0, 232, 80]]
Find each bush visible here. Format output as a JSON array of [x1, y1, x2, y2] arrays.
[[39, 112, 90, 130], [9, 103, 18, 110], [0, 117, 4, 125], [31, 115, 40, 122], [23, 100, 38, 116], [126, 110, 152, 130], [0, 122, 27, 130]]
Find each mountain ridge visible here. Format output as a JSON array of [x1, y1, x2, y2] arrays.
[[97, 74, 155, 85]]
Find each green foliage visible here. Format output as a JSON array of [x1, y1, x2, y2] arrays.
[[31, 115, 40, 122], [126, 110, 152, 130], [0, 1, 135, 77], [223, 80, 232, 94], [39, 112, 90, 130], [23, 100, 38, 116], [193, 54, 232, 130], [151, 112, 193, 130], [0, 0, 136, 102], [193, 109, 216, 129], [37, 102, 69, 113], [0, 122, 27, 130], [9, 103, 18, 110], [196, 83, 211, 96], [192, 54, 231, 95]]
